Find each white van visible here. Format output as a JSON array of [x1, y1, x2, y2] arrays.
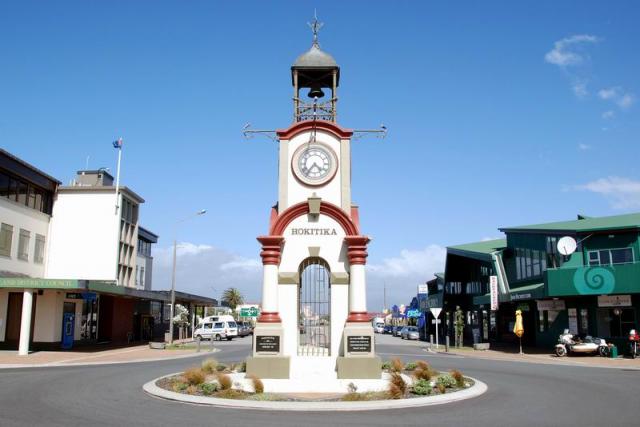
[[200, 315, 238, 339], [194, 319, 238, 341]]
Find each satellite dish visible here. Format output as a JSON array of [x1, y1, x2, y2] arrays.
[[557, 236, 577, 256]]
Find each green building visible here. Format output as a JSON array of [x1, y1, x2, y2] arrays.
[[439, 212, 640, 350]]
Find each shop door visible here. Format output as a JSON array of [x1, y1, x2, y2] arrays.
[[5, 292, 37, 343]]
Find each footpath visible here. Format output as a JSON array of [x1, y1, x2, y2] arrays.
[[428, 344, 640, 369], [0, 340, 213, 368]]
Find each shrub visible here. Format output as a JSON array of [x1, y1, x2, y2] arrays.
[[238, 361, 247, 373], [216, 363, 228, 372], [201, 358, 218, 374], [381, 361, 392, 371], [437, 383, 446, 394], [217, 373, 232, 390], [215, 388, 246, 399], [413, 361, 435, 381], [199, 382, 218, 396], [172, 381, 188, 393], [404, 362, 418, 371], [412, 379, 432, 396], [436, 374, 456, 389], [391, 358, 404, 373], [249, 375, 264, 394], [388, 383, 404, 400], [389, 372, 407, 397], [183, 367, 205, 386], [450, 369, 465, 388]]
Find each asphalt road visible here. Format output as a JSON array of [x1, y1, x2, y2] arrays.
[[1, 334, 639, 427]]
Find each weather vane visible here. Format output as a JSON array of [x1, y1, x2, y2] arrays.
[[308, 10, 323, 46]]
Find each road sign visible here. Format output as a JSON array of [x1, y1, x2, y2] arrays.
[[490, 275, 499, 311], [429, 308, 442, 349], [418, 284, 428, 295], [240, 307, 260, 317]]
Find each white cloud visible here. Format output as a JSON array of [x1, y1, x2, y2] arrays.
[[220, 258, 261, 271], [578, 143, 591, 151], [574, 176, 640, 209], [176, 242, 213, 256], [598, 87, 635, 110], [602, 110, 615, 119], [545, 34, 599, 67], [572, 81, 588, 98]]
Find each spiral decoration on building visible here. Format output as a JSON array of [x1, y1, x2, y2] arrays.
[[572, 266, 615, 295]]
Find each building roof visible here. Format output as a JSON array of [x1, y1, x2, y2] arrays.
[[448, 239, 507, 255], [293, 43, 338, 68], [499, 212, 640, 233], [58, 185, 145, 203], [138, 226, 159, 243], [0, 148, 61, 190]]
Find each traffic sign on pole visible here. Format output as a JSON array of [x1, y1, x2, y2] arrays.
[[429, 308, 442, 349]]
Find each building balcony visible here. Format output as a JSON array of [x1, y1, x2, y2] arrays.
[[546, 262, 640, 297]]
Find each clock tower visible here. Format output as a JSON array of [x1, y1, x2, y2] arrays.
[[246, 16, 380, 380]]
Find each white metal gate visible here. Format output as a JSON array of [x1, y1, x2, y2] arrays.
[[298, 258, 331, 356]]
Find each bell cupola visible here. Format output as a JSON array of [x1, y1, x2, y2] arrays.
[[291, 14, 340, 123]]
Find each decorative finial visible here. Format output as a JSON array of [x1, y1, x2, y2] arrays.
[[308, 10, 323, 47]]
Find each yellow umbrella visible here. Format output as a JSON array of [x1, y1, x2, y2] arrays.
[[513, 309, 524, 354]]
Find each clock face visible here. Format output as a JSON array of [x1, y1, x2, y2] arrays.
[[292, 143, 338, 186]]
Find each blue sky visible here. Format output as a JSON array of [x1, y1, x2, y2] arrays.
[[2, 1, 639, 309]]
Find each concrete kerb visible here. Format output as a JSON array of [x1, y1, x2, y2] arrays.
[[0, 348, 218, 370], [143, 372, 488, 411]]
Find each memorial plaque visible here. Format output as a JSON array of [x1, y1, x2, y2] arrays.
[[256, 335, 280, 353], [347, 335, 371, 353]]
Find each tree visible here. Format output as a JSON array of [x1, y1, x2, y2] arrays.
[[222, 287, 244, 311]]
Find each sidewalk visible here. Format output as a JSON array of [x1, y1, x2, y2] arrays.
[[427, 344, 640, 369], [0, 340, 215, 368]]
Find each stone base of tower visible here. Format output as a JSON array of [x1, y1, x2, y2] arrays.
[[246, 323, 290, 379], [336, 322, 381, 379]]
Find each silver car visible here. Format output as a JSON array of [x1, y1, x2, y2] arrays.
[[401, 326, 420, 340]]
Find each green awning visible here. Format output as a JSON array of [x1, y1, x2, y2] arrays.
[[0, 278, 81, 289], [473, 282, 545, 306]]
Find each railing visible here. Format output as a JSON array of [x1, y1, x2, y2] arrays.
[[546, 261, 640, 297]]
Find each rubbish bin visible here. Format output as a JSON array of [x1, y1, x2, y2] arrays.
[[609, 345, 618, 358]]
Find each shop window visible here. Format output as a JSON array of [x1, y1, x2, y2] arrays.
[[579, 308, 589, 335], [0, 223, 13, 257], [598, 308, 637, 337], [18, 229, 30, 261], [539, 310, 561, 332]]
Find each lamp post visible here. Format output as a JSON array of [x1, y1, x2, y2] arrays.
[[169, 209, 207, 344]]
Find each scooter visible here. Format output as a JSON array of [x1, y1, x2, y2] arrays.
[[629, 329, 639, 359], [555, 330, 609, 357]]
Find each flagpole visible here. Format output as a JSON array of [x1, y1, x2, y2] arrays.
[[113, 138, 123, 287], [114, 139, 122, 215]]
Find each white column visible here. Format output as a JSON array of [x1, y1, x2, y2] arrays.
[[349, 264, 367, 314], [262, 264, 279, 314], [18, 290, 33, 356]]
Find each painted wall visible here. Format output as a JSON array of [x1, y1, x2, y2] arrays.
[[45, 191, 119, 281], [0, 198, 50, 278]]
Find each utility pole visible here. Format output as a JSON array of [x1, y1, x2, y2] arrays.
[[383, 281, 387, 312]]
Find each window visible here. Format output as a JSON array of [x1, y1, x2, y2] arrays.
[[139, 266, 145, 288], [34, 234, 45, 264], [515, 248, 546, 280], [588, 248, 634, 266], [18, 229, 30, 261], [214, 322, 224, 329], [0, 223, 13, 257], [203, 323, 212, 330]]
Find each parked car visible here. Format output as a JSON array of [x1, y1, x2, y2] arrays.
[[238, 321, 254, 337], [194, 321, 227, 341], [401, 326, 420, 340], [373, 322, 385, 334], [392, 326, 402, 337], [383, 325, 393, 334]]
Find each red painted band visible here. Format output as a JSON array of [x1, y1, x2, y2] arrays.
[[276, 120, 353, 140], [257, 312, 282, 323]]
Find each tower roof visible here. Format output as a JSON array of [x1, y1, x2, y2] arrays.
[[293, 43, 338, 68]]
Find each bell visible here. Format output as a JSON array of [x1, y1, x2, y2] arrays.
[[307, 86, 325, 99]]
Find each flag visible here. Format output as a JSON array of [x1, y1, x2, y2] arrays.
[[112, 138, 123, 149]]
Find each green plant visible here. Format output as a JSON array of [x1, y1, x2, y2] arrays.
[[381, 361, 392, 371], [222, 287, 244, 311], [391, 358, 404, 373], [183, 367, 205, 386], [201, 358, 218, 374], [217, 373, 232, 390], [238, 361, 247, 373], [404, 362, 418, 371], [199, 382, 218, 396], [412, 379, 432, 396], [172, 381, 188, 392], [216, 363, 228, 372], [436, 374, 456, 389], [450, 369, 465, 388], [249, 375, 264, 394]]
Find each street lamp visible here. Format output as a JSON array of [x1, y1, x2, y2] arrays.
[[169, 209, 207, 344]]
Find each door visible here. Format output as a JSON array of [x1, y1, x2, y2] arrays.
[[5, 292, 37, 344], [298, 258, 331, 356]]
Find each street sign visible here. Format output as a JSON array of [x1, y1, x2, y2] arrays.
[[429, 307, 442, 349], [418, 284, 428, 295], [240, 307, 260, 317], [490, 275, 499, 311]]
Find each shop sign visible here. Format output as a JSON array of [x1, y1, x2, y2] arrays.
[[597, 295, 632, 307], [536, 299, 566, 311], [511, 293, 532, 301], [406, 309, 421, 318], [490, 276, 499, 311], [0, 278, 79, 289], [66, 293, 84, 300], [418, 284, 429, 295]]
